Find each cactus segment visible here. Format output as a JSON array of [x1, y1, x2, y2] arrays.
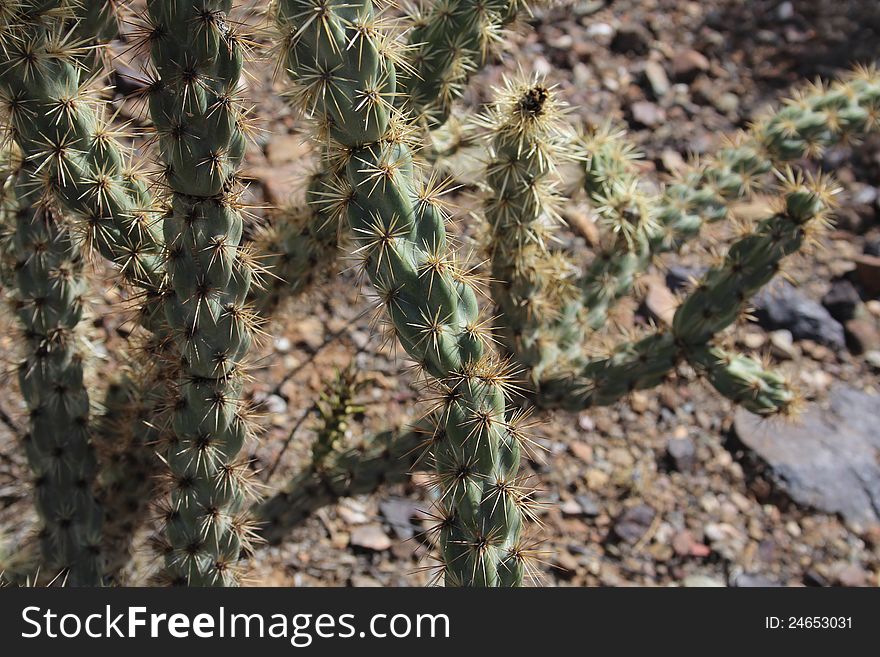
[[0, 2, 166, 331], [145, 0, 256, 586], [10, 174, 103, 585]]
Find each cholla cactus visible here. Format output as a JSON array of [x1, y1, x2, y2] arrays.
[[6, 170, 102, 585], [140, 0, 258, 586], [275, 0, 537, 586], [0, 2, 166, 331], [400, 0, 523, 126], [0, 0, 875, 590]]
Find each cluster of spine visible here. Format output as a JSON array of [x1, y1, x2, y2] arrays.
[[0, 1, 167, 332], [399, 0, 521, 126], [257, 367, 422, 543], [276, 0, 534, 586], [143, 0, 257, 586], [8, 170, 102, 585]]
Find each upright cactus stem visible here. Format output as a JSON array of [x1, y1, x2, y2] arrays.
[[9, 174, 103, 586], [480, 78, 582, 382], [276, 0, 535, 586], [144, 0, 257, 586]]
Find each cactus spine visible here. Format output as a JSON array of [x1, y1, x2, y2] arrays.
[[277, 0, 534, 586], [144, 0, 256, 586]]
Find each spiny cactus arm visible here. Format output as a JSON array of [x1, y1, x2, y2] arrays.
[[535, 176, 832, 414], [656, 69, 880, 248], [576, 126, 657, 329], [671, 175, 835, 347], [688, 345, 795, 416], [400, 0, 522, 127], [0, 4, 166, 330], [534, 332, 677, 411], [143, 0, 257, 587], [9, 176, 103, 586], [481, 78, 582, 380], [277, 0, 533, 586]]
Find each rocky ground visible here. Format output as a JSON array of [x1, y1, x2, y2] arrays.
[[1, 0, 879, 587]]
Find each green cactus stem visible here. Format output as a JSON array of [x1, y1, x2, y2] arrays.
[[400, 0, 523, 127], [9, 174, 102, 585], [144, 0, 257, 586], [277, 0, 535, 586]]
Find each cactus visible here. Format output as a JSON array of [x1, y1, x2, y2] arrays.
[[141, 0, 257, 586], [400, 0, 523, 127], [7, 168, 102, 585], [276, 0, 536, 586], [535, 172, 835, 414]]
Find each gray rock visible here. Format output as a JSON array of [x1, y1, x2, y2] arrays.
[[752, 282, 845, 349], [379, 497, 418, 540], [730, 572, 781, 587], [575, 494, 601, 517], [732, 384, 880, 528], [822, 278, 861, 322], [666, 436, 697, 473], [644, 61, 670, 97], [613, 504, 656, 544]]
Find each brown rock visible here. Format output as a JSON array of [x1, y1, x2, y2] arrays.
[[845, 318, 880, 354], [671, 49, 710, 82], [630, 100, 666, 127], [266, 133, 311, 165], [643, 275, 678, 326], [569, 441, 594, 463], [854, 254, 880, 296], [349, 524, 392, 552]]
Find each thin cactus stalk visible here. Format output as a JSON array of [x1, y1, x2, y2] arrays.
[[276, 0, 535, 586], [480, 77, 584, 383], [142, 0, 258, 586], [0, 2, 167, 331], [9, 171, 102, 586], [257, 367, 423, 544]]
